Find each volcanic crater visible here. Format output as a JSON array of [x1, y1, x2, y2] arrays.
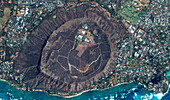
[[13, 2, 127, 97]]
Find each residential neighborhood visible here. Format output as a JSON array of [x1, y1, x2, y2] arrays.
[[0, 0, 169, 99]]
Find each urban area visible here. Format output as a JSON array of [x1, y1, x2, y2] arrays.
[[0, 0, 169, 96]]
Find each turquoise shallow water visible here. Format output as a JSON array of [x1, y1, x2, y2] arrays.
[[0, 70, 169, 100], [0, 81, 168, 100]]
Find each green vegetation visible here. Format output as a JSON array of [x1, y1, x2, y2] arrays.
[[75, 39, 82, 46], [118, 7, 145, 24], [153, 30, 158, 34], [97, 1, 117, 16], [0, 17, 2, 25], [1, 7, 11, 29], [4, 8, 11, 19], [0, 17, 2, 30], [4, 8, 11, 16], [50, 16, 55, 21]]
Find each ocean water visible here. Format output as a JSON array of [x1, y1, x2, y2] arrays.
[[0, 70, 170, 100]]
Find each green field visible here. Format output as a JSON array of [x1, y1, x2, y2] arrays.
[[118, 7, 145, 24], [0, 17, 2, 29], [0, 17, 2, 24]]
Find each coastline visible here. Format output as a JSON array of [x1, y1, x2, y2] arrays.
[[0, 78, 134, 98], [1, 70, 169, 98], [52, 81, 135, 98], [0, 75, 169, 99]]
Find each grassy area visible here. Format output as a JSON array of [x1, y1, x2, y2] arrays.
[[2, 7, 11, 25], [50, 16, 55, 21], [0, 17, 2, 29], [0, 7, 11, 30], [76, 39, 83, 46], [118, 7, 145, 24], [0, 18, 2, 24], [4, 8, 11, 16]]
